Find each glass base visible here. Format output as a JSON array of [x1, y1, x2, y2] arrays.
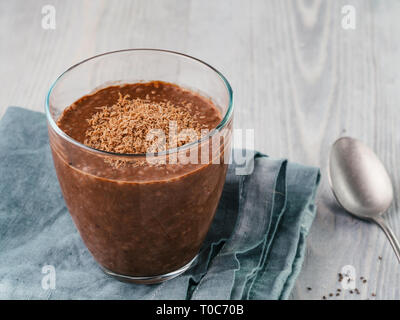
[[101, 254, 198, 284]]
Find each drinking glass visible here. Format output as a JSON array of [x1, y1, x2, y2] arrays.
[[46, 49, 233, 283]]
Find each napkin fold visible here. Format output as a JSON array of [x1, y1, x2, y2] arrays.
[[0, 107, 320, 300]]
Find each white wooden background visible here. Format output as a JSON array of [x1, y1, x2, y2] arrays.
[[1, 0, 400, 300]]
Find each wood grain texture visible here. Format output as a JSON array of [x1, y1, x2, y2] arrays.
[[1, 0, 400, 299]]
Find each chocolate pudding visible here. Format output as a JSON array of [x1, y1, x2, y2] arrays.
[[48, 81, 231, 281]]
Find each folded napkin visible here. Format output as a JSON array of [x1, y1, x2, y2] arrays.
[[0, 107, 320, 300]]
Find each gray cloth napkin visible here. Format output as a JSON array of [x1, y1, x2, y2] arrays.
[[0, 107, 320, 300]]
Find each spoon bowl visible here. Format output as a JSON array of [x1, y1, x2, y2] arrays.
[[329, 137, 393, 220]]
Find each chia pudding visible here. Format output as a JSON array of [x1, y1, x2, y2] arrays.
[[48, 81, 232, 282]]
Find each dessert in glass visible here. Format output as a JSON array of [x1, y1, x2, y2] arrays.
[[45, 49, 233, 284]]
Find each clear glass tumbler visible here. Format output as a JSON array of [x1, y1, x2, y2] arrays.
[[45, 49, 233, 284]]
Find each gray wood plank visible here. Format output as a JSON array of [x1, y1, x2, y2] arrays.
[[0, 0, 399, 299]]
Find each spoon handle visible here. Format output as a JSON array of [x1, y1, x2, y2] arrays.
[[373, 217, 400, 263]]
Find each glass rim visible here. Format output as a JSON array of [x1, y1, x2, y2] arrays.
[[45, 48, 234, 158]]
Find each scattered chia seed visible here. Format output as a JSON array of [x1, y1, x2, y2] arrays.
[[307, 287, 312, 291], [323, 271, 373, 299]]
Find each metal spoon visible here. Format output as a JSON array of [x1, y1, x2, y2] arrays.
[[328, 136, 400, 263]]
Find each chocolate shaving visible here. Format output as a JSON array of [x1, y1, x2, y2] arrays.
[[84, 93, 204, 154]]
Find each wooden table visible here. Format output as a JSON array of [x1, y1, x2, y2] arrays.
[[1, 0, 399, 299]]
